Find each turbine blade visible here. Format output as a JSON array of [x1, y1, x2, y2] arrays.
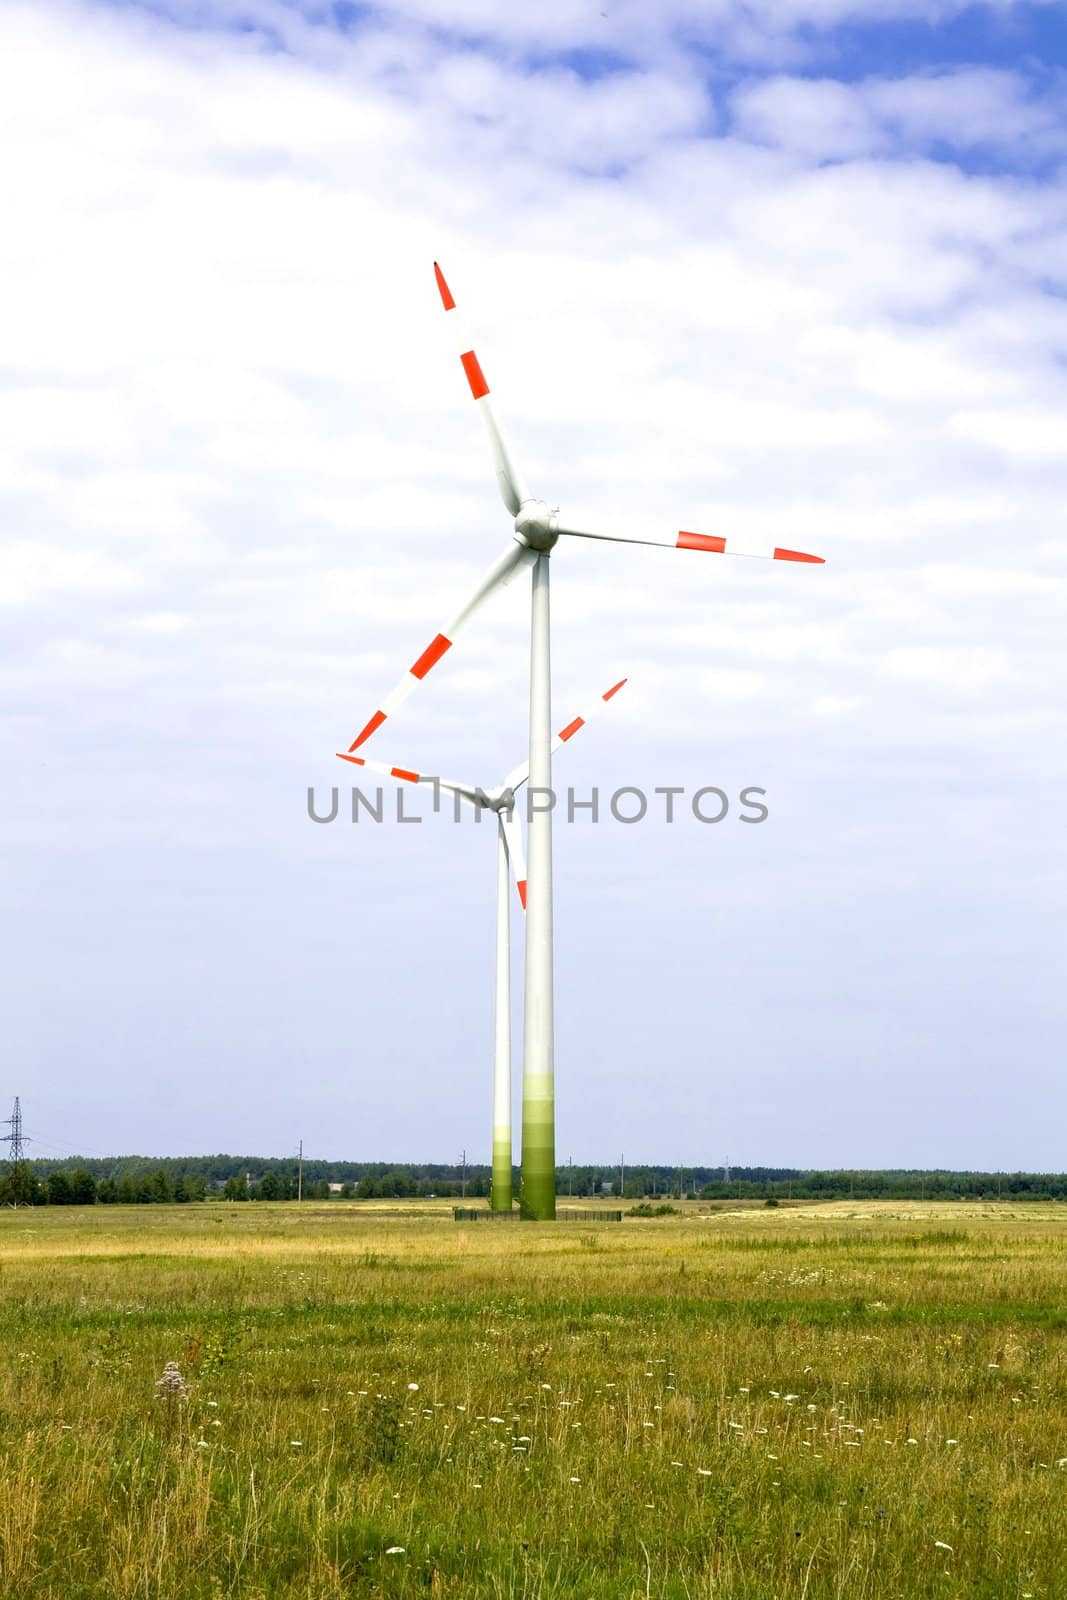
[[555, 522, 824, 563], [334, 754, 482, 808], [500, 800, 527, 911], [502, 676, 628, 793], [434, 261, 529, 516], [344, 540, 536, 753]]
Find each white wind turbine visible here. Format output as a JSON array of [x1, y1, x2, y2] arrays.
[[342, 263, 824, 1219], [339, 678, 627, 1212]]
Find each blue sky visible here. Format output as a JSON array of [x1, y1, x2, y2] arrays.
[[1, 0, 1064, 1167]]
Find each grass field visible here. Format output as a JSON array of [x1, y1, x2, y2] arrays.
[[0, 1200, 1063, 1598]]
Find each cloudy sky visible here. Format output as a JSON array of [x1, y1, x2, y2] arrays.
[[2, 0, 1064, 1169]]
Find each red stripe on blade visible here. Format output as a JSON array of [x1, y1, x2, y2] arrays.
[[335, 753, 366, 765], [391, 767, 420, 783], [433, 262, 455, 311], [602, 679, 627, 701], [558, 716, 585, 742], [410, 633, 452, 679], [460, 350, 489, 400], [349, 709, 387, 751], [773, 547, 825, 563], [677, 530, 726, 553], [517, 880, 527, 910]]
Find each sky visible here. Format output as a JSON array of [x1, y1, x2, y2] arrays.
[[1, 0, 1064, 1169]]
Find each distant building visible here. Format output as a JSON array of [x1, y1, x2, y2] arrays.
[[600, 1181, 613, 1195], [328, 1183, 344, 1194]]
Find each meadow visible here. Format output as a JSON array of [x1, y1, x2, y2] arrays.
[[0, 1199, 1063, 1599]]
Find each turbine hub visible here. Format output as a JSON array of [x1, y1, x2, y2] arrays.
[[483, 786, 513, 814], [514, 500, 558, 552]]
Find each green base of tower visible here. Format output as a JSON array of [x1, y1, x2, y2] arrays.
[[490, 1134, 512, 1212], [520, 1081, 556, 1220]]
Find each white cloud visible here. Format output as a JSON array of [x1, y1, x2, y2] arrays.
[[731, 68, 1067, 161], [0, 542, 142, 607], [880, 644, 1016, 694]]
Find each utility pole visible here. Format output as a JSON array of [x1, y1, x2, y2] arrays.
[[460, 1149, 467, 1199], [297, 1140, 303, 1203], [568, 1156, 573, 1197], [2, 1097, 26, 1163], [619, 1153, 625, 1199]]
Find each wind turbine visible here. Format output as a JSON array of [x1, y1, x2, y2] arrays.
[[339, 678, 627, 1212], [343, 263, 824, 1219]]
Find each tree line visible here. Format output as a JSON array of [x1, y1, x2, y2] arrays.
[[2, 1155, 1064, 1207], [0, 1162, 208, 1206]]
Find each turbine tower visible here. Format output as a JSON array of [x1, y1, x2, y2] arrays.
[[343, 263, 825, 1219], [341, 679, 627, 1212]]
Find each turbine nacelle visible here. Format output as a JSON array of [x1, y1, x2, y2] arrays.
[[514, 500, 558, 552]]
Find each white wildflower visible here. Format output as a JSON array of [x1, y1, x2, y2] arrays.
[[934, 1541, 953, 1552], [385, 1546, 405, 1555]]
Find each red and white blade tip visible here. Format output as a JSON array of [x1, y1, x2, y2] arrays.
[[433, 261, 456, 311], [345, 631, 454, 752], [335, 754, 421, 783], [516, 879, 527, 910], [677, 530, 823, 563], [433, 262, 490, 400], [772, 547, 824, 563]]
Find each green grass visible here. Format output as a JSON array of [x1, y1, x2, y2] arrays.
[[0, 1200, 1063, 1598]]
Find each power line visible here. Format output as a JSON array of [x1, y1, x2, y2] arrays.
[[23, 1128, 110, 1161]]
